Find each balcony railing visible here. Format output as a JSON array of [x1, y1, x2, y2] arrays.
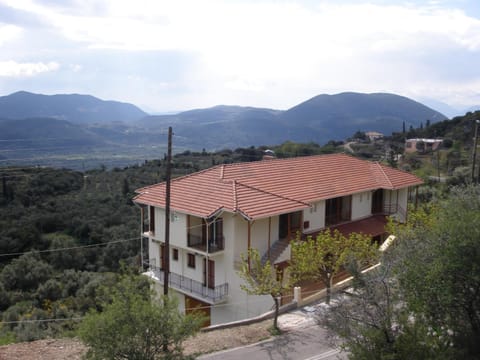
[[187, 234, 224, 253], [383, 203, 407, 222], [148, 265, 229, 304]]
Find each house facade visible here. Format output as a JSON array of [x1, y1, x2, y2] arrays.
[[405, 138, 443, 153], [133, 154, 423, 326]]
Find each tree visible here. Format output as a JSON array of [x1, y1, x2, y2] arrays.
[[321, 187, 480, 359], [238, 248, 290, 332], [395, 185, 480, 358], [78, 274, 203, 360], [290, 230, 378, 304], [321, 257, 453, 360]]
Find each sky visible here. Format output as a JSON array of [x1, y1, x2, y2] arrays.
[[0, 0, 479, 114]]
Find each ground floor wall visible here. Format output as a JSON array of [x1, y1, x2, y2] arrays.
[[149, 274, 273, 326]]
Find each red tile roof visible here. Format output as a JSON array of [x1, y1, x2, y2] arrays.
[[133, 154, 423, 220]]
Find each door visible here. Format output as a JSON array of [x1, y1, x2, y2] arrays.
[[149, 206, 155, 233], [279, 211, 303, 240], [185, 296, 211, 327], [203, 259, 215, 289], [372, 190, 384, 214]]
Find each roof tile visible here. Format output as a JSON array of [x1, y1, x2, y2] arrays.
[[134, 154, 423, 219]]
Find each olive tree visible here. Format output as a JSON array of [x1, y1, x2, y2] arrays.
[[78, 274, 203, 360], [290, 230, 378, 304], [238, 248, 291, 332]]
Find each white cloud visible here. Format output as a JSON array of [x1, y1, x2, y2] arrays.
[[69, 64, 83, 72], [0, 23, 22, 45], [0, 60, 60, 77], [1, 0, 479, 109]]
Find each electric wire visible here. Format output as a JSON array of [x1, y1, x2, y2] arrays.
[[0, 237, 140, 258]]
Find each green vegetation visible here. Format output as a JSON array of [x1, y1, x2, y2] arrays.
[[0, 109, 479, 347], [290, 230, 378, 304], [79, 272, 203, 360], [322, 186, 480, 359], [238, 248, 291, 332]]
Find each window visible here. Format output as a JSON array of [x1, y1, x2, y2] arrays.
[[172, 248, 178, 261], [149, 206, 155, 233], [325, 195, 352, 226], [207, 218, 223, 243], [203, 217, 224, 250], [187, 253, 196, 268]]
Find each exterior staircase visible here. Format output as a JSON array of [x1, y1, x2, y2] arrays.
[[261, 238, 290, 265]]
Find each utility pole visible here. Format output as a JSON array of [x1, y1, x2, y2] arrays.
[[2, 175, 6, 199], [472, 120, 479, 183], [164, 127, 172, 295]]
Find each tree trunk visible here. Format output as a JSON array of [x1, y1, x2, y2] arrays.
[[326, 275, 333, 304]]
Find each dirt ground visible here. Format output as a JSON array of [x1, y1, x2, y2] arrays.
[[0, 319, 274, 359]]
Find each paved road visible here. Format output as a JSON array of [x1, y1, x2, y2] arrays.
[[198, 323, 347, 360]]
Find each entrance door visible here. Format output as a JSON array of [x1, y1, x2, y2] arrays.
[[372, 190, 384, 214], [185, 296, 211, 327], [279, 211, 302, 240], [203, 259, 215, 289]]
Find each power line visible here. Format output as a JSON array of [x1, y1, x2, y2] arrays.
[[0, 236, 140, 258], [0, 317, 84, 325]]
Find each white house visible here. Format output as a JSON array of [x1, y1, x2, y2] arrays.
[[405, 138, 443, 153], [133, 154, 423, 326]]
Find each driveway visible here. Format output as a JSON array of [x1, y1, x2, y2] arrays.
[[198, 309, 347, 360]]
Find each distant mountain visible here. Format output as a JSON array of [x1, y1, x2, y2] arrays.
[[277, 92, 447, 143], [0, 91, 448, 168], [0, 117, 106, 148], [139, 105, 283, 149], [0, 91, 147, 124], [141, 92, 447, 149], [417, 98, 462, 119]]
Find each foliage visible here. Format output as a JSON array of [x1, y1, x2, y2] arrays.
[[78, 274, 202, 360], [238, 248, 291, 331], [290, 230, 378, 304], [323, 186, 480, 359], [322, 260, 453, 360], [395, 185, 480, 358]]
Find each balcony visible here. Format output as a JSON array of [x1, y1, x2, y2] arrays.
[[187, 234, 224, 253], [147, 265, 229, 304]]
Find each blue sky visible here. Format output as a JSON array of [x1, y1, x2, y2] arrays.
[[0, 0, 479, 114]]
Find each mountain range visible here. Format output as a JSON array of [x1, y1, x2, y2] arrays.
[[0, 91, 147, 124], [140, 92, 447, 149], [0, 90, 448, 167]]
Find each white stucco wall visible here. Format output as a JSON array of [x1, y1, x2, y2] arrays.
[[151, 206, 165, 242], [398, 188, 408, 211], [148, 239, 161, 267], [351, 191, 372, 220], [150, 207, 188, 247], [303, 200, 325, 233], [233, 217, 249, 264], [170, 211, 187, 247], [212, 274, 272, 325], [169, 246, 183, 275], [250, 217, 271, 256]]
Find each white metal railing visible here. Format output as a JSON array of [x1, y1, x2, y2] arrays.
[[149, 265, 228, 303]]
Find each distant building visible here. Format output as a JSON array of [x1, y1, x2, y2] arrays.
[[365, 131, 384, 142], [405, 138, 443, 153], [263, 149, 276, 160]]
